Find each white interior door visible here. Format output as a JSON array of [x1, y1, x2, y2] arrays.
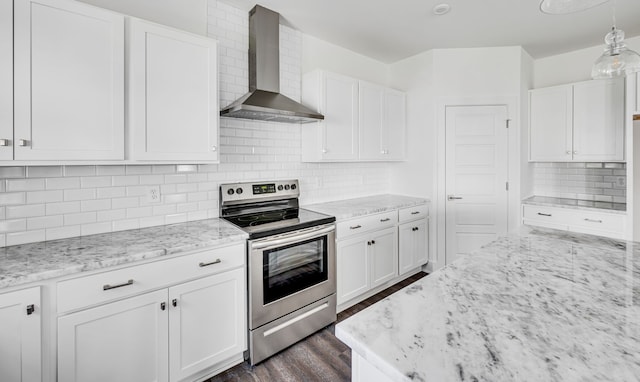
[[445, 105, 508, 265]]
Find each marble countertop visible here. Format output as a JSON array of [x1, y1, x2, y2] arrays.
[[522, 195, 626, 214], [0, 219, 248, 289], [336, 227, 640, 381], [304, 194, 429, 221]]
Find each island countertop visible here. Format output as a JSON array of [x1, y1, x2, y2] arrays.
[[336, 227, 640, 381], [0, 218, 248, 289]]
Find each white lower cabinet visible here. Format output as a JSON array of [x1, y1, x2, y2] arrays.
[[57, 244, 246, 382], [398, 218, 428, 275], [369, 228, 398, 288], [0, 287, 41, 382], [522, 204, 626, 240], [58, 290, 169, 382]]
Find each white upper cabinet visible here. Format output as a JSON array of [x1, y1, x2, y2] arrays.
[[302, 70, 359, 161], [13, 0, 125, 161], [0, 0, 11, 161], [529, 84, 573, 162], [529, 78, 624, 162], [302, 70, 406, 162], [572, 79, 624, 162], [128, 18, 219, 162]]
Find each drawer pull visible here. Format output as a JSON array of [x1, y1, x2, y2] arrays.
[[103, 279, 134, 291], [411, 211, 421, 215], [537, 213, 552, 217], [199, 258, 222, 267], [380, 218, 391, 222], [26, 304, 35, 315], [584, 218, 603, 223], [350, 225, 362, 230]]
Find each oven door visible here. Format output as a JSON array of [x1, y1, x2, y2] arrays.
[[248, 223, 336, 329]]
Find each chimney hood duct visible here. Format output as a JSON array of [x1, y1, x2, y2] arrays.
[[219, 5, 324, 124]]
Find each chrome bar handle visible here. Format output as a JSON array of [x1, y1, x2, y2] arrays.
[[350, 225, 362, 230], [447, 195, 463, 200], [251, 225, 335, 250], [199, 259, 222, 267], [410, 211, 420, 215], [103, 279, 134, 291], [584, 218, 602, 223], [380, 218, 391, 222], [537, 213, 552, 217]]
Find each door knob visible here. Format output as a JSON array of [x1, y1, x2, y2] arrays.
[[447, 195, 463, 200]]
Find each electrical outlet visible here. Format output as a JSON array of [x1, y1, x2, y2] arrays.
[[616, 177, 626, 187], [146, 186, 161, 203]]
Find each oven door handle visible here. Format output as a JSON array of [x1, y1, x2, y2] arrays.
[[251, 225, 335, 250]]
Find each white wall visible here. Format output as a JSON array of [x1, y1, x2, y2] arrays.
[[534, 35, 640, 88], [301, 34, 390, 85], [76, 0, 208, 35]]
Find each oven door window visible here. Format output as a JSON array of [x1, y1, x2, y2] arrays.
[[263, 235, 328, 305]]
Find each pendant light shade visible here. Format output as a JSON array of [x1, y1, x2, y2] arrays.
[[592, 27, 640, 79]]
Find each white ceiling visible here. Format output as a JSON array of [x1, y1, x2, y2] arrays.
[[222, 0, 640, 63]]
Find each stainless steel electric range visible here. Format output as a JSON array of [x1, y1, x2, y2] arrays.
[[220, 180, 336, 365]]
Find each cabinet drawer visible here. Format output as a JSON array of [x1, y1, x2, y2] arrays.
[[569, 210, 625, 233], [398, 204, 428, 223], [522, 205, 570, 224], [57, 242, 244, 313], [337, 211, 397, 239]]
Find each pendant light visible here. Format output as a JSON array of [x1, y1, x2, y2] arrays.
[[591, 2, 640, 79], [540, 0, 610, 15]]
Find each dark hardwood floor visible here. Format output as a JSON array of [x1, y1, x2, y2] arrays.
[[207, 271, 428, 382]]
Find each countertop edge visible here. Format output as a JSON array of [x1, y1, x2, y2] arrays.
[[521, 196, 626, 214]]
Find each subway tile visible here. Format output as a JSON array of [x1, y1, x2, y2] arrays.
[[46, 177, 80, 190], [126, 206, 153, 219], [0, 219, 27, 233], [165, 213, 187, 225], [176, 165, 198, 173], [7, 178, 45, 192], [26, 190, 63, 204], [188, 210, 208, 221], [81, 199, 112, 212], [46, 201, 81, 215], [112, 175, 139, 186], [176, 183, 198, 193], [0, 206, 4, 219], [64, 189, 96, 201], [0, 192, 26, 206], [26, 166, 63, 178], [64, 212, 97, 226], [164, 174, 187, 184], [6, 204, 45, 219], [97, 209, 126, 222], [164, 194, 187, 204], [584, 163, 603, 168], [139, 216, 166, 228], [139, 175, 164, 185], [176, 202, 199, 213], [46, 226, 80, 241], [27, 215, 63, 230], [81, 176, 112, 188], [0, 167, 26, 178], [112, 219, 140, 232], [0, 234, 5, 247], [603, 163, 624, 169], [96, 187, 126, 199], [152, 165, 176, 174], [188, 192, 208, 202], [112, 197, 139, 209], [594, 195, 614, 202], [96, 165, 125, 176], [613, 196, 626, 203], [126, 186, 148, 197], [7, 230, 45, 246], [64, 165, 97, 177], [126, 165, 152, 175], [81, 222, 112, 236]]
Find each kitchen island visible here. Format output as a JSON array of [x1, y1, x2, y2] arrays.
[[336, 227, 640, 381]]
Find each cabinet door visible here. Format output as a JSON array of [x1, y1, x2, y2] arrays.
[[58, 289, 169, 382], [359, 81, 385, 160], [321, 72, 359, 160], [414, 219, 429, 266], [13, 0, 124, 161], [168, 269, 246, 382], [0, 0, 11, 160], [382, 89, 406, 160], [398, 222, 416, 275], [337, 236, 369, 305], [0, 287, 41, 382], [573, 78, 624, 162], [370, 227, 398, 288], [529, 85, 573, 161], [128, 19, 218, 161]]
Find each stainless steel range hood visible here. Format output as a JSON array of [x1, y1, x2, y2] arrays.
[[220, 5, 324, 124]]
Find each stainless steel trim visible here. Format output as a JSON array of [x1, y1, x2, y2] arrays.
[[199, 259, 222, 267], [103, 279, 134, 291], [250, 224, 334, 250], [263, 302, 330, 337]]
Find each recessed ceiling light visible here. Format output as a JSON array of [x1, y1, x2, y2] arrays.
[[540, 0, 610, 15], [432, 3, 451, 15]]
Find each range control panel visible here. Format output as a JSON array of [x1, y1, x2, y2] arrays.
[[220, 180, 299, 203]]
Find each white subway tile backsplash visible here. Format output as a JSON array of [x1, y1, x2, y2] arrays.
[[96, 187, 126, 199], [97, 209, 126, 222], [27, 215, 63, 230], [152, 165, 176, 174], [64, 212, 97, 226], [46, 177, 80, 190], [7, 179, 45, 192], [64, 165, 97, 177], [81, 222, 112, 236], [0, 167, 26, 178], [81, 176, 112, 188], [27, 166, 63, 178], [26, 190, 63, 204], [139, 175, 164, 185], [176, 165, 198, 173], [112, 197, 139, 209], [0, 192, 26, 206], [126, 165, 152, 175], [46, 226, 81, 241], [81, 199, 112, 212], [112, 176, 140, 187], [64, 189, 96, 201], [112, 219, 140, 232], [46, 201, 81, 216], [7, 230, 45, 246], [0, 219, 27, 233], [96, 165, 126, 176], [7, 204, 45, 219]]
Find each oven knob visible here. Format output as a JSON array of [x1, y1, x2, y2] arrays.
[[227, 188, 234, 195], [236, 188, 243, 195], [291, 184, 297, 190], [284, 184, 290, 190], [277, 185, 284, 191]]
